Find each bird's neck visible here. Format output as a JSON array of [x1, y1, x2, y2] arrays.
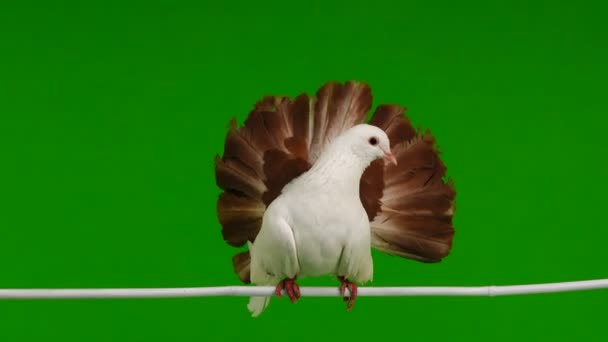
[[305, 147, 370, 196]]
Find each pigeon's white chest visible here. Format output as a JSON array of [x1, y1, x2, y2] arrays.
[[284, 190, 370, 278]]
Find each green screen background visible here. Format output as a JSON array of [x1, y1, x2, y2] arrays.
[[1, 1, 607, 341]]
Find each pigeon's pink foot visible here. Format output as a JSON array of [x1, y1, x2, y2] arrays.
[[274, 278, 301, 303], [338, 276, 358, 311]]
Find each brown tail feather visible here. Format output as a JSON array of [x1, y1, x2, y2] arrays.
[[360, 159, 384, 221], [232, 251, 252, 283], [289, 94, 313, 156], [240, 111, 280, 153], [367, 122, 456, 262], [309, 81, 372, 162], [217, 192, 265, 247], [214, 156, 266, 199], [222, 119, 265, 179], [371, 205, 454, 262]]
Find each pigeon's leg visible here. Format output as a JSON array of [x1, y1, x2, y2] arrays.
[[274, 277, 301, 303], [338, 276, 358, 311]]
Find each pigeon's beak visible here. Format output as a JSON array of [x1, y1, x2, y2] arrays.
[[383, 150, 398, 166]]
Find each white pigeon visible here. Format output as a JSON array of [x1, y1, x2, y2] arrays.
[[246, 124, 397, 316], [214, 80, 456, 317]]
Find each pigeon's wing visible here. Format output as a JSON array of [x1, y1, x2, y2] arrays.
[[364, 105, 456, 262], [215, 81, 372, 283]]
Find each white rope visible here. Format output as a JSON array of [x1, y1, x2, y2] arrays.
[[1, 278, 607, 299]]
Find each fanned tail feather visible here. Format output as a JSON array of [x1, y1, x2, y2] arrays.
[[215, 80, 456, 287], [309, 81, 372, 162], [367, 107, 456, 262], [217, 193, 264, 248]]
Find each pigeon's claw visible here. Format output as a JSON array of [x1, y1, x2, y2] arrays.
[[338, 276, 358, 311], [274, 278, 300, 303]]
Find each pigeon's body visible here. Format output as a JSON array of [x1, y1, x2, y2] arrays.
[[214, 81, 456, 317], [251, 176, 372, 283], [251, 131, 371, 283], [247, 126, 384, 316]]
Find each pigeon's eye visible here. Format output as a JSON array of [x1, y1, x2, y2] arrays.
[[369, 137, 378, 146]]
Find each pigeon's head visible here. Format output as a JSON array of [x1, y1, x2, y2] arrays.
[[342, 124, 397, 166]]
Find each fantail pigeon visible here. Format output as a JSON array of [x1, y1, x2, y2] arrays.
[[214, 80, 456, 317]]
